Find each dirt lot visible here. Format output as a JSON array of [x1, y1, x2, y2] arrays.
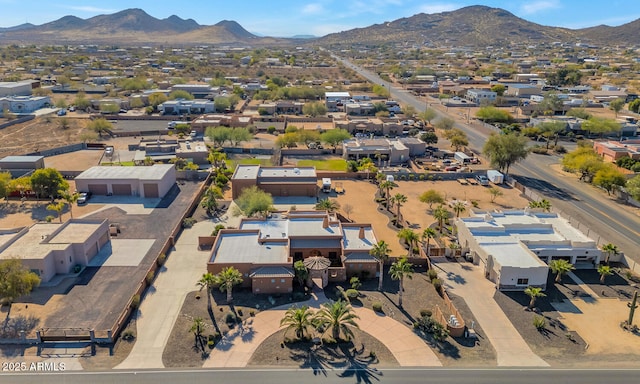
[[332, 179, 530, 256]]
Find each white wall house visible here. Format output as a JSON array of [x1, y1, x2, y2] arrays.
[[456, 209, 602, 291], [0, 96, 51, 114]]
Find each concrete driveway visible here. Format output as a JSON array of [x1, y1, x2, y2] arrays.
[[434, 261, 549, 367]]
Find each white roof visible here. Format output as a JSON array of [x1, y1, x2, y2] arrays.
[[76, 164, 174, 181], [342, 225, 376, 251], [211, 231, 288, 264]]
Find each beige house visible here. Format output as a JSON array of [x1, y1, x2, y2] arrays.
[[230, 165, 318, 200], [207, 211, 378, 294], [75, 164, 176, 198], [0, 219, 110, 282]]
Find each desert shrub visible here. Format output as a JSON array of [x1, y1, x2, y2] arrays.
[[145, 270, 155, 285], [350, 276, 362, 290], [471, 200, 479, 208], [122, 329, 136, 340], [427, 269, 438, 280], [45, 215, 54, 223], [533, 315, 546, 330], [249, 310, 256, 317], [130, 294, 141, 309], [267, 126, 276, 134], [419, 174, 425, 180], [530, 146, 548, 155], [432, 278, 442, 292], [225, 312, 237, 324], [420, 309, 433, 318], [414, 314, 450, 341], [372, 302, 383, 313], [408, 174, 415, 180], [156, 253, 167, 266], [237, 309, 244, 317], [345, 289, 359, 298], [554, 145, 567, 153], [182, 217, 197, 228]]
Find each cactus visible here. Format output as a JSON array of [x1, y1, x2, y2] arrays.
[[628, 291, 638, 326]]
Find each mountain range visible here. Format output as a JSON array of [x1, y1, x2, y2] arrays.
[[0, 6, 638, 47]]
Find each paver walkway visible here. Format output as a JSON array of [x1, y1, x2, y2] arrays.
[[204, 288, 442, 368], [115, 219, 235, 369], [435, 261, 549, 367]]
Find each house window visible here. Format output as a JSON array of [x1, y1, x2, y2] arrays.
[[280, 279, 285, 283], [271, 279, 276, 283], [516, 278, 529, 285]]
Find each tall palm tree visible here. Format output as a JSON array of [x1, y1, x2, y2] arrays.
[[422, 227, 438, 257], [433, 205, 450, 233], [369, 240, 391, 291], [524, 286, 546, 308], [190, 317, 205, 351], [397, 228, 419, 257], [452, 201, 466, 218], [379, 180, 395, 209], [549, 259, 575, 283], [598, 265, 614, 284], [391, 193, 408, 221], [602, 243, 619, 264], [214, 267, 244, 303], [315, 198, 340, 213], [280, 305, 314, 341], [197, 272, 216, 309], [389, 257, 414, 307], [59, 190, 79, 219], [314, 300, 360, 342]]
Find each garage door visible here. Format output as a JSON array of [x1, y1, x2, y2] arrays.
[[112, 184, 132, 195], [143, 183, 159, 198], [88, 184, 108, 195]]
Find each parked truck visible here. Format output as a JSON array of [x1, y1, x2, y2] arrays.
[[487, 170, 504, 184], [322, 178, 332, 193]]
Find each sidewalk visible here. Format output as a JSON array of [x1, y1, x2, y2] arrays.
[[204, 287, 442, 368], [115, 220, 221, 369], [435, 261, 549, 367]]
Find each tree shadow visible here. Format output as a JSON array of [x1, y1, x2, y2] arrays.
[[0, 313, 40, 339], [334, 342, 383, 384]]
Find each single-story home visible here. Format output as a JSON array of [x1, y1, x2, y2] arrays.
[[456, 209, 601, 291], [230, 165, 318, 200], [74, 164, 176, 198]]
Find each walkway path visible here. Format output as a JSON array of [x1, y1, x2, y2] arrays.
[[204, 287, 442, 368], [435, 261, 549, 367], [115, 220, 230, 369]]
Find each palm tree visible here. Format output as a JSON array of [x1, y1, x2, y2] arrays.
[[369, 240, 391, 291], [422, 227, 438, 257], [46, 201, 65, 223], [201, 186, 223, 215], [433, 205, 450, 233], [315, 198, 340, 213], [213, 267, 244, 303], [197, 272, 216, 309], [314, 300, 360, 342], [389, 257, 414, 307], [397, 228, 419, 257], [190, 317, 205, 351], [391, 193, 408, 221], [280, 305, 314, 341], [602, 243, 619, 264], [549, 259, 575, 283], [524, 286, 546, 308], [598, 265, 614, 284], [452, 201, 466, 218], [538, 199, 552, 212], [379, 180, 395, 209], [59, 190, 78, 219]]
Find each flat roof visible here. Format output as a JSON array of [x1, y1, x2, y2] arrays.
[[76, 164, 174, 181], [232, 164, 260, 180], [342, 225, 376, 251], [211, 232, 288, 264], [257, 167, 317, 178], [0, 155, 44, 163]]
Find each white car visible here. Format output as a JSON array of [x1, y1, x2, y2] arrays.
[[77, 192, 90, 205], [476, 175, 490, 186]]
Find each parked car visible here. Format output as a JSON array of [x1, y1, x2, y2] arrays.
[[476, 175, 490, 186], [77, 192, 91, 205], [104, 146, 114, 156], [57, 109, 66, 116]]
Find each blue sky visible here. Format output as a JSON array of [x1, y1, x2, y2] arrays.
[[0, 1, 637, 37]]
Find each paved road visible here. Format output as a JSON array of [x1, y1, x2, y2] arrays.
[[3, 368, 639, 384], [332, 53, 639, 262]]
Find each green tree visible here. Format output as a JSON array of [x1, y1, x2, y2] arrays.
[[598, 265, 613, 284], [74, 92, 91, 110], [276, 132, 299, 148], [280, 305, 314, 341], [397, 228, 419, 257], [0, 172, 12, 200], [602, 243, 619, 264], [46, 201, 65, 222], [229, 128, 253, 146], [419, 108, 437, 125], [372, 84, 390, 98], [54, 98, 67, 109], [452, 201, 466, 218], [314, 300, 360, 342], [213, 267, 243, 303], [315, 198, 340, 213], [524, 286, 546, 308], [433, 205, 450, 233], [482, 133, 529, 175], [233, 186, 274, 217], [201, 186, 223, 215], [293, 260, 309, 288], [0, 258, 40, 308], [561, 147, 604, 182], [389, 258, 414, 307], [609, 98, 625, 118], [100, 102, 119, 114], [205, 126, 232, 147], [626, 175, 640, 201], [369, 240, 391, 291], [593, 165, 626, 195], [419, 189, 444, 209], [148, 92, 168, 109], [391, 193, 407, 221], [582, 117, 621, 138], [566, 108, 591, 120], [87, 118, 113, 138], [302, 101, 328, 117], [549, 259, 575, 283], [197, 272, 216, 309], [30, 168, 68, 200], [490, 84, 506, 96], [538, 121, 566, 148], [169, 90, 194, 100], [476, 106, 512, 123], [422, 227, 438, 257], [420, 131, 438, 144], [487, 186, 503, 203], [528, 199, 552, 212], [449, 134, 469, 152], [434, 117, 455, 131], [321, 129, 351, 153]]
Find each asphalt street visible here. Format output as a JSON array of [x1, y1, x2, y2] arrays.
[[332, 53, 639, 262], [2, 368, 639, 384]]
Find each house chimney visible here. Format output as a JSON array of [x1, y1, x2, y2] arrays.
[[322, 216, 329, 228], [358, 227, 365, 239]]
